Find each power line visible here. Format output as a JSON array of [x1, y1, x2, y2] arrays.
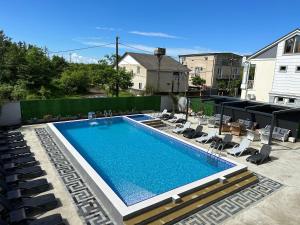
[[49, 42, 115, 54], [119, 43, 153, 54]]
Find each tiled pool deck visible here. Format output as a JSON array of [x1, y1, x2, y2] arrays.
[[20, 120, 300, 225]]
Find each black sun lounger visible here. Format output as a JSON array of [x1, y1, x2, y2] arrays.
[[0, 194, 58, 220], [211, 134, 233, 151], [0, 193, 58, 211], [1, 212, 65, 225], [0, 139, 26, 146], [1, 166, 45, 184], [161, 112, 175, 120], [0, 179, 50, 197], [183, 125, 205, 139], [2, 156, 38, 170], [0, 146, 31, 155], [0, 141, 27, 151], [0, 135, 24, 143], [0, 151, 33, 161], [246, 144, 271, 165], [0, 131, 22, 138]]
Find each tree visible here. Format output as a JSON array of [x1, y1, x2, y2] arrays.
[[59, 69, 90, 95], [98, 54, 121, 66], [107, 68, 133, 96], [23, 46, 53, 89], [51, 55, 68, 77], [192, 76, 206, 87], [0, 84, 13, 100]]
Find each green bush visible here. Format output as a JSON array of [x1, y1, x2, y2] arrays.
[[11, 81, 28, 100], [0, 84, 13, 100], [59, 69, 90, 94]]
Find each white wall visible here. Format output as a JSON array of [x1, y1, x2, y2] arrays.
[[0, 102, 21, 126], [252, 59, 275, 102], [119, 55, 147, 90], [271, 40, 300, 96]]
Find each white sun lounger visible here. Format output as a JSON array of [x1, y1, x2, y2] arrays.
[[168, 114, 185, 123], [227, 138, 251, 156], [157, 109, 169, 118], [172, 122, 191, 134], [195, 130, 217, 143]]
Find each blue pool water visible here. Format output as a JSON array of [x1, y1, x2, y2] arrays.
[[54, 116, 235, 206], [127, 114, 154, 121]]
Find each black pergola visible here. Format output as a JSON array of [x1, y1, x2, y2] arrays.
[[218, 101, 300, 144], [186, 96, 300, 145]]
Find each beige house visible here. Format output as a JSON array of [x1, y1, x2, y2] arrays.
[[179, 53, 242, 87], [241, 28, 300, 106], [119, 52, 190, 93]]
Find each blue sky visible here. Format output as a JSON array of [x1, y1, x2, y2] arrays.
[[0, 0, 299, 63]]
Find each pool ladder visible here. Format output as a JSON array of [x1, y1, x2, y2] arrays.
[[103, 110, 113, 125], [208, 145, 221, 158]]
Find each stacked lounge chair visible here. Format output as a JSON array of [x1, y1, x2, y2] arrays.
[[210, 134, 233, 151], [195, 130, 218, 143], [246, 144, 271, 165], [172, 122, 191, 134], [227, 138, 251, 156], [0, 129, 66, 225], [183, 125, 205, 139], [168, 114, 186, 123]]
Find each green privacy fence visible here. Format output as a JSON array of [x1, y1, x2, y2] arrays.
[[190, 99, 215, 116], [20, 96, 161, 121]]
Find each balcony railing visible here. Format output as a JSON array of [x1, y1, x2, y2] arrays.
[[247, 80, 254, 89]]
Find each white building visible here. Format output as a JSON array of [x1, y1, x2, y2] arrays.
[[119, 52, 190, 93], [241, 28, 300, 106]]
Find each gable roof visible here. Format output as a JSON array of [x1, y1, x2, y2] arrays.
[[120, 52, 190, 72], [248, 28, 300, 60]]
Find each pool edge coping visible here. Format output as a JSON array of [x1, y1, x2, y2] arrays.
[[47, 115, 247, 220]]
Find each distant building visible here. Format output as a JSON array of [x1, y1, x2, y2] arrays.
[[241, 28, 300, 106], [119, 52, 190, 93], [179, 53, 243, 87]]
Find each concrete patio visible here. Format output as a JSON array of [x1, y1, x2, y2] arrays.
[[20, 118, 300, 225]]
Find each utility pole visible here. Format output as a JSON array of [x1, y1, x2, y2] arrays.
[[228, 54, 233, 93], [115, 36, 119, 97]]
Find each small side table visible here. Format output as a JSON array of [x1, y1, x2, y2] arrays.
[[230, 122, 242, 136], [221, 123, 231, 132]]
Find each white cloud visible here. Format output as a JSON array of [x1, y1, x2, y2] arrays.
[[66, 53, 98, 64], [96, 26, 121, 31], [129, 31, 181, 39]]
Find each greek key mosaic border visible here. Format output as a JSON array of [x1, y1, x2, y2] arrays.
[[35, 128, 114, 225], [35, 127, 283, 225]]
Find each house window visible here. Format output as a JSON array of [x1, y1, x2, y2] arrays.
[[204, 57, 208, 60], [284, 35, 300, 54], [138, 83, 142, 89], [217, 68, 222, 75], [249, 64, 256, 80], [289, 98, 295, 104], [137, 66, 140, 74], [278, 97, 284, 102], [279, 66, 287, 72], [195, 67, 203, 74], [295, 36, 300, 53], [296, 66, 300, 72]]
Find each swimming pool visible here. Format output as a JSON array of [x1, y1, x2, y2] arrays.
[[49, 115, 245, 221]]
